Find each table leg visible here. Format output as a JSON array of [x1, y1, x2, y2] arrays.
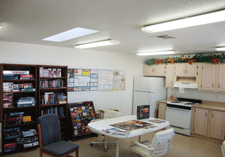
[[116, 138, 120, 157], [139, 135, 142, 142]]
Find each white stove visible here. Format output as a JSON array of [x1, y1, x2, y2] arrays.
[[166, 98, 202, 136]]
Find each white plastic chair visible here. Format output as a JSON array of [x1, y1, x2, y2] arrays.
[[222, 141, 225, 157], [90, 109, 121, 151], [130, 128, 175, 157]]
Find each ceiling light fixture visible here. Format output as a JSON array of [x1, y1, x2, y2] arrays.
[[137, 50, 175, 56], [142, 10, 225, 33], [42, 27, 99, 42], [0, 24, 2, 29], [216, 47, 225, 51], [74, 39, 119, 49]]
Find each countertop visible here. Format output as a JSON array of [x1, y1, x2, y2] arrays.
[[159, 100, 225, 112]]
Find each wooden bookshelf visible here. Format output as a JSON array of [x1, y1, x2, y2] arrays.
[[37, 65, 69, 141], [0, 64, 38, 154]]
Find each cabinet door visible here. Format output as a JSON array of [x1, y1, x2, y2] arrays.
[[202, 65, 215, 91], [219, 64, 225, 92], [143, 65, 154, 76], [211, 111, 225, 140], [158, 103, 167, 120], [186, 64, 198, 76], [154, 65, 165, 76], [175, 64, 186, 76], [194, 108, 208, 136], [165, 64, 174, 88]]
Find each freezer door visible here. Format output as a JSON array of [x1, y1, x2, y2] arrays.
[[133, 92, 153, 116], [134, 77, 153, 92]]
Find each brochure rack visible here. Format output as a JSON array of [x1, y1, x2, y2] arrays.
[[68, 101, 96, 141]]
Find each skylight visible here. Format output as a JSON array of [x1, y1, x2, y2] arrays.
[[42, 27, 99, 42]]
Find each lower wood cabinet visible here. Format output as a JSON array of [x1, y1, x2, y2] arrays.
[[158, 102, 167, 120], [193, 108, 208, 136], [193, 108, 225, 140]]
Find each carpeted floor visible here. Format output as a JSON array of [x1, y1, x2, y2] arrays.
[[4, 132, 222, 157]]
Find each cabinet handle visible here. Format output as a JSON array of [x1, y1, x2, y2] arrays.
[[212, 83, 214, 87], [219, 84, 220, 88], [205, 112, 207, 117]]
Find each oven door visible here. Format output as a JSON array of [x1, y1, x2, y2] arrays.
[[166, 107, 191, 129]]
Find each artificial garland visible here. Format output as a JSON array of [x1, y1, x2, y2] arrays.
[[145, 53, 225, 65]]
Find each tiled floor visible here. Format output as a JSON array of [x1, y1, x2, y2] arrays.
[[4, 132, 223, 157]]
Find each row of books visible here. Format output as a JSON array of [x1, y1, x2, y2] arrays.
[[40, 79, 64, 88], [41, 92, 67, 105], [3, 70, 34, 80], [3, 82, 35, 92], [39, 67, 61, 78], [40, 106, 65, 117]]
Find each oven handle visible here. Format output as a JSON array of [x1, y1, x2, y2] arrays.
[[166, 107, 191, 112]]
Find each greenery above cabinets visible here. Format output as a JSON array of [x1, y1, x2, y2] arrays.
[[145, 53, 225, 66]]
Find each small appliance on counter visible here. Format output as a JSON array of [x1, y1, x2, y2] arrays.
[[166, 97, 202, 136]]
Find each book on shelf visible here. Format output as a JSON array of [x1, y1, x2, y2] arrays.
[[20, 74, 33, 80], [3, 70, 29, 75], [3, 93, 13, 108], [23, 83, 33, 88], [21, 88, 36, 92], [3, 82, 13, 92], [40, 67, 62, 78]]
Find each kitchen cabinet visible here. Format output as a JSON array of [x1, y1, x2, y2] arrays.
[[193, 108, 208, 136], [175, 64, 198, 77], [210, 110, 225, 140], [143, 64, 154, 76], [219, 64, 225, 92], [165, 64, 174, 88], [193, 107, 225, 140], [201, 64, 216, 91], [158, 102, 167, 120], [143, 64, 165, 76]]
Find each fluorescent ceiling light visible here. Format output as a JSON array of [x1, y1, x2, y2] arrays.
[[216, 47, 225, 51], [137, 51, 175, 56], [74, 39, 119, 49], [142, 10, 225, 33], [42, 27, 99, 42]]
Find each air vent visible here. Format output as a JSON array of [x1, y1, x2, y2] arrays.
[[155, 34, 176, 39]]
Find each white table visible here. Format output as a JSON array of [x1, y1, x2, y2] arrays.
[[88, 115, 170, 157]]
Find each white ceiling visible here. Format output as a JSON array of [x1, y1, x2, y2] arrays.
[[1, 0, 225, 55]]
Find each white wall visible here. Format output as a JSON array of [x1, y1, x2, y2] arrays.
[[167, 88, 225, 103], [0, 41, 145, 116]]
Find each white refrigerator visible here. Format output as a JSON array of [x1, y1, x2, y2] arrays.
[[133, 77, 166, 118]]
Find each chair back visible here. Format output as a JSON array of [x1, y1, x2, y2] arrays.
[[38, 114, 61, 147], [222, 141, 225, 157], [104, 109, 121, 119], [150, 128, 174, 157]]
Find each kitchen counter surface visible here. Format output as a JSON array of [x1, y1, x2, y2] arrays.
[[159, 100, 225, 111], [193, 101, 225, 111]]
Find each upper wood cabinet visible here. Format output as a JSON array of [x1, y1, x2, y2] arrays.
[[165, 64, 174, 88], [219, 64, 225, 92], [202, 64, 216, 91], [175, 64, 198, 76], [143, 64, 165, 76]]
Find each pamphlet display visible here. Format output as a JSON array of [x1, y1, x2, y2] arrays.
[[68, 101, 96, 141]]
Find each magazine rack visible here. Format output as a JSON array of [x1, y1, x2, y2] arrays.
[[68, 101, 96, 141]]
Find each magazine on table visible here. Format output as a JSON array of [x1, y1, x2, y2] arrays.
[[102, 128, 130, 136]]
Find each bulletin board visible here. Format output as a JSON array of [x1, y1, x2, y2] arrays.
[[68, 68, 125, 92], [67, 69, 98, 92]]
